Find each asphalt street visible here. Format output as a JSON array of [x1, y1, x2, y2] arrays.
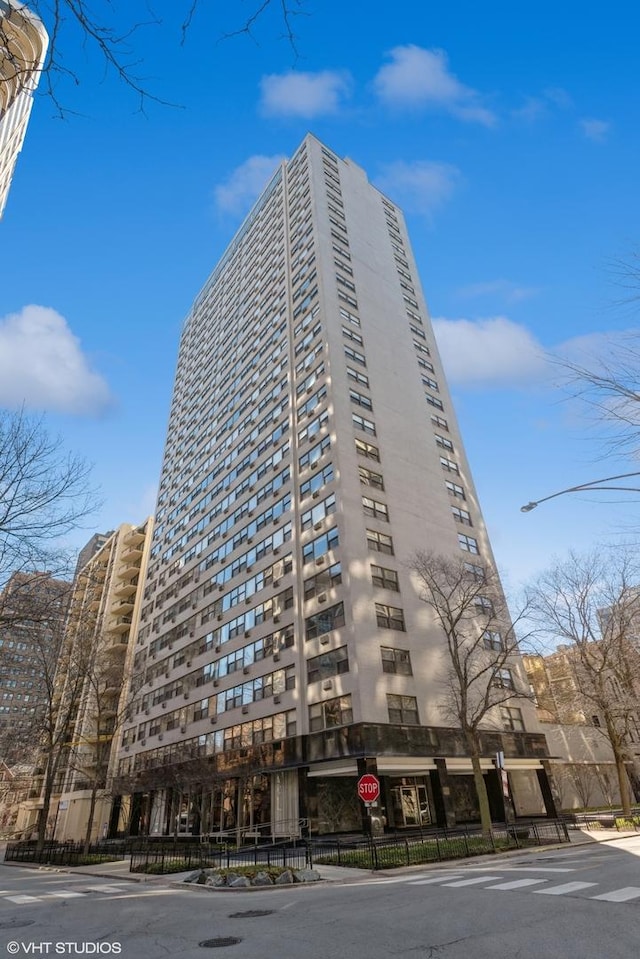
[[0, 836, 639, 959]]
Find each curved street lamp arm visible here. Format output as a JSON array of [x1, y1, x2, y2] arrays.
[[521, 471, 640, 512]]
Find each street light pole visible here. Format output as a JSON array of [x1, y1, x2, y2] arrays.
[[520, 471, 640, 512]]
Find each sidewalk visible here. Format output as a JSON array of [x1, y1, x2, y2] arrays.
[[2, 827, 637, 889]]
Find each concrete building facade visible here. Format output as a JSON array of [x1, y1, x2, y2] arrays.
[[17, 522, 152, 842], [115, 135, 555, 839], [0, 0, 48, 217]]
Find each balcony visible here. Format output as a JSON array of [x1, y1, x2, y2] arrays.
[[114, 577, 138, 598], [107, 616, 132, 634], [124, 528, 146, 548], [113, 596, 135, 615]]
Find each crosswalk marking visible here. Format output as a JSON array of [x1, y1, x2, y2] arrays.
[[591, 887, 640, 902], [48, 891, 87, 898], [485, 878, 548, 890], [442, 876, 502, 887], [534, 881, 598, 896], [5, 895, 40, 903], [410, 876, 464, 885], [82, 884, 127, 893]]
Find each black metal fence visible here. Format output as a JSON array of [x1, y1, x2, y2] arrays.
[[129, 840, 311, 875], [5, 840, 130, 866], [309, 819, 570, 871]]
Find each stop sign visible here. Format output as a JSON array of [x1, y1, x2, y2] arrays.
[[357, 773, 380, 803]]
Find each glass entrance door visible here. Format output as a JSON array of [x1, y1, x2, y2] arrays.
[[390, 782, 431, 827]]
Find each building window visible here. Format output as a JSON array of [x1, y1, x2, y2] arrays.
[[303, 562, 342, 600], [366, 529, 394, 555], [501, 706, 524, 731], [344, 345, 366, 367], [493, 668, 515, 690], [362, 496, 388, 521], [309, 694, 353, 731], [440, 456, 459, 474], [451, 506, 472, 526], [446, 481, 465, 500], [464, 562, 485, 582], [474, 596, 494, 616], [302, 526, 340, 564], [352, 413, 376, 436], [350, 389, 373, 411], [592, 715, 601, 727], [301, 493, 337, 531], [359, 466, 384, 490], [355, 438, 380, 461], [435, 434, 454, 452], [305, 601, 346, 640], [381, 647, 412, 675], [387, 694, 419, 725], [482, 630, 504, 652], [347, 366, 369, 387], [307, 646, 349, 683], [371, 565, 399, 591], [458, 533, 479, 554], [375, 603, 405, 631]]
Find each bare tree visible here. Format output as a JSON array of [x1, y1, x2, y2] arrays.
[[410, 551, 533, 836], [0, 409, 96, 606], [1, 0, 306, 114], [526, 549, 640, 818]]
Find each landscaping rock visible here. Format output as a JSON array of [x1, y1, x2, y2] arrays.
[[293, 868, 321, 883], [184, 870, 204, 884], [275, 870, 294, 885], [252, 872, 273, 886], [228, 875, 251, 888]]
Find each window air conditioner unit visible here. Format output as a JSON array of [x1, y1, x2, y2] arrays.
[[210, 716, 217, 724], [273, 695, 281, 704], [322, 679, 333, 691], [144, 709, 150, 716], [315, 556, 325, 567], [183, 692, 189, 700], [161, 702, 166, 709], [242, 705, 249, 714], [213, 679, 219, 687], [186, 660, 192, 667], [124, 745, 130, 752], [215, 644, 221, 653], [318, 593, 327, 604], [313, 521, 323, 531], [180, 725, 187, 733], [319, 633, 330, 646], [244, 630, 251, 638], [243, 666, 250, 675], [273, 652, 281, 662], [312, 490, 320, 500], [273, 547, 280, 555], [141, 738, 146, 745]]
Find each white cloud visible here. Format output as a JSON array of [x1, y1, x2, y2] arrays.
[[456, 279, 539, 304], [214, 154, 285, 214], [373, 45, 496, 127], [375, 160, 461, 218], [432, 316, 547, 386], [0, 305, 112, 415], [580, 118, 610, 142], [259, 70, 352, 118]]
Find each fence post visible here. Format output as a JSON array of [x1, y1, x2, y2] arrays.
[[463, 829, 470, 857], [405, 839, 410, 866]]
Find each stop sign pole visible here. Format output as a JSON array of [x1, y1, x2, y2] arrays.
[[357, 773, 380, 806]]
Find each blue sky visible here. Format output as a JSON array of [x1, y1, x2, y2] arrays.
[[2, 0, 640, 599]]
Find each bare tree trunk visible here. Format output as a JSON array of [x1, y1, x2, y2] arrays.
[[83, 782, 101, 853], [468, 736, 492, 836], [614, 753, 632, 817]]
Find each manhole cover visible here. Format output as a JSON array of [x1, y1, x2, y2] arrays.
[[229, 910, 274, 918], [0, 920, 36, 929], [199, 938, 242, 948]]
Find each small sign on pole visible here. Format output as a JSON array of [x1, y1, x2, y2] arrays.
[[357, 773, 380, 804]]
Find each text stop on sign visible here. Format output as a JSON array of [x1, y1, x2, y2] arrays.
[[357, 773, 380, 803]]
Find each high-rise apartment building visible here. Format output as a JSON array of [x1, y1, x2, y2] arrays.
[[0, 572, 69, 763], [16, 522, 152, 842], [0, 0, 48, 217], [115, 135, 556, 838]]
